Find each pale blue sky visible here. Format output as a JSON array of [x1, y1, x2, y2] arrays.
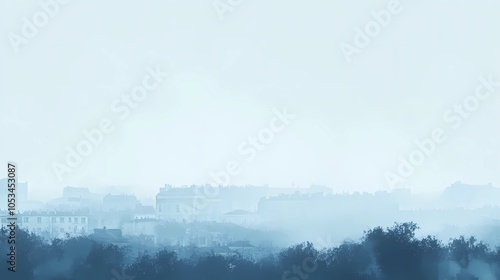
[[0, 0, 499, 201]]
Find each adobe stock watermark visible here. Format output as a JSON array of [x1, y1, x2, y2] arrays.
[[384, 74, 499, 189], [111, 268, 135, 280], [213, 0, 243, 21], [282, 252, 318, 280], [316, 234, 335, 249], [8, 0, 71, 54], [340, 0, 404, 64], [180, 107, 297, 222], [51, 65, 170, 181]]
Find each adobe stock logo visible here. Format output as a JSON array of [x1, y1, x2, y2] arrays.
[[213, 0, 243, 21], [179, 107, 297, 222], [282, 252, 318, 280], [340, 0, 404, 63], [52, 65, 170, 181], [8, 0, 71, 54], [111, 268, 135, 280], [384, 74, 499, 189], [210, 107, 297, 183]]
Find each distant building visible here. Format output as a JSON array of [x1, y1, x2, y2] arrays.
[[133, 205, 156, 219], [156, 184, 222, 222], [0, 210, 90, 239], [103, 194, 140, 211], [439, 182, 500, 209], [155, 184, 327, 223], [123, 218, 159, 236], [222, 210, 260, 227], [87, 210, 133, 230], [257, 192, 399, 232], [48, 186, 103, 211]]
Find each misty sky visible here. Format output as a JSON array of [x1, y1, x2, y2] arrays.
[[1, 0, 499, 201]]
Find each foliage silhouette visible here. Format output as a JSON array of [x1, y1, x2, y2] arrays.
[[1, 222, 500, 279]]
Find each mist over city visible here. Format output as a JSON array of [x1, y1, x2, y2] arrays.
[[1, 0, 500, 279]]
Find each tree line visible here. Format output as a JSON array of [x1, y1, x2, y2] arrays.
[[1, 222, 499, 279]]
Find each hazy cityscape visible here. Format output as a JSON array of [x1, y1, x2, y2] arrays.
[[2, 180, 500, 248], [2, 0, 499, 279], [3, 180, 500, 279]]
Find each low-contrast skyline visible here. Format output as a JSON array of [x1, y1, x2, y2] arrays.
[[2, 1, 500, 279], [1, 1, 499, 201]]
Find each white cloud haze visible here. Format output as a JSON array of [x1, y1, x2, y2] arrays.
[[0, 0, 499, 201]]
